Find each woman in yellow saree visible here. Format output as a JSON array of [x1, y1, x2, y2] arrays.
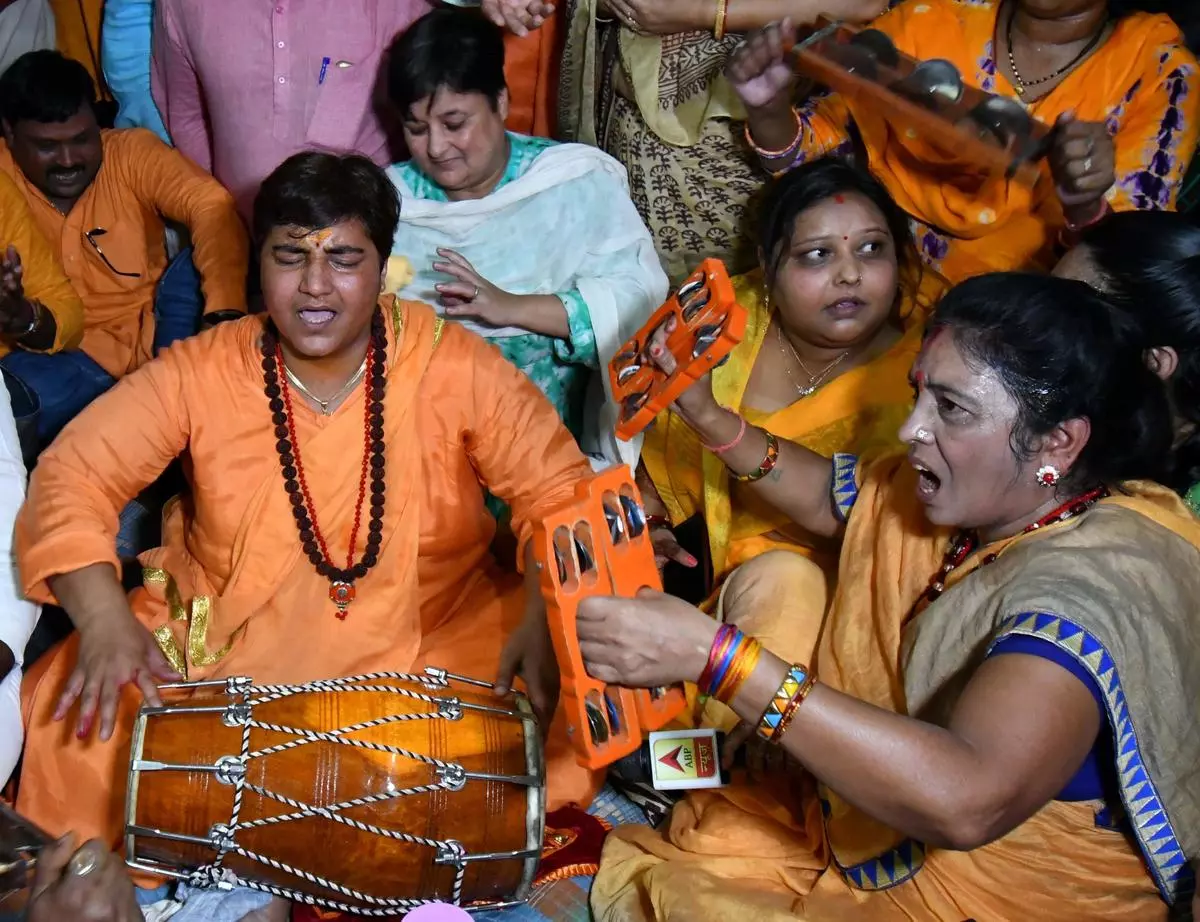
[[640, 157, 946, 605], [578, 272, 1200, 921]]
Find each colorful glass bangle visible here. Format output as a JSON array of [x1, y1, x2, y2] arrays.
[[732, 430, 779, 483], [743, 108, 802, 161], [645, 513, 671, 531], [757, 663, 813, 742], [714, 637, 762, 705], [713, 0, 729, 39], [698, 624, 738, 693]]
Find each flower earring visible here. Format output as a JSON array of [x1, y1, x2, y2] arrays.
[[1036, 464, 1060, 488]]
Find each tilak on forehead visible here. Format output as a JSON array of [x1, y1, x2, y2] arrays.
[[304, 227, 334, 247]]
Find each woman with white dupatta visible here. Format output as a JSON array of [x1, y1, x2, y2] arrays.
[[385, 8, 667, 484]]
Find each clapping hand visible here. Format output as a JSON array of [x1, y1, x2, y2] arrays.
[[601, 0, 710, 35], [481, 0, 555, 36], [0, 245, 35, 337]]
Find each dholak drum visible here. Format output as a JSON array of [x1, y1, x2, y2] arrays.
[[124, 668, 545, 916]]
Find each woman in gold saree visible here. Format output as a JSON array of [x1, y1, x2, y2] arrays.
[[640, 157, 945, 610], [556, 0, 887, 283], [578, 272, 1200, 920]]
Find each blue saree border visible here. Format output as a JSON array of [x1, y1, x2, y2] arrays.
[[828, 610, 1195, 903], [831, 452, 860, 523], [994, 611, 1194, 905]]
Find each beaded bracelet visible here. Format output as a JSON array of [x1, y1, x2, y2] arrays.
[[743, 108, 802, 162], [757, 663, 816, 743], [713, 0, 729, 39], [731, 430, 779, 483]]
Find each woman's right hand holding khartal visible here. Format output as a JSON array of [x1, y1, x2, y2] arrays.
[[643, 313, 722, 426]]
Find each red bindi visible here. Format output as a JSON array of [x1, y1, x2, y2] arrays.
[[843, 235, 849, 241], [833, 194, 846, 203]]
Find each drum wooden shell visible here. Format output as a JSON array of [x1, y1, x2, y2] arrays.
[[125, 674, 544, 914]]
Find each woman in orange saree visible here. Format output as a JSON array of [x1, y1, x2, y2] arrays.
[[579, 273, 1200, 921], [731, 0, 1200, 283], [13, 152, 600, 916], [639, 158, 946, 602]]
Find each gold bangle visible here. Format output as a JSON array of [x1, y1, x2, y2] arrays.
[[771, 672, 816, 744], [757, 663, 814, 742], [714, 0, 729, 39]]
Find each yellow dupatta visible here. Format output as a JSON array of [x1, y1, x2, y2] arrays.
[[642, 265, 947, 584]]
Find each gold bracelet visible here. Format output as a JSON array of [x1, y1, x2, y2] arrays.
[[714, 0, 729, 39], [757, 663, 815, 742]]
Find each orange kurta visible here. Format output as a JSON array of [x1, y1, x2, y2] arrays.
[[0, 170, 83, 357], [0, 129, 248, 377], [48, 0, 110, 99], [503, 8, 562, 137], [792, 0, 1200, 283], [16, 300, 600, 855]]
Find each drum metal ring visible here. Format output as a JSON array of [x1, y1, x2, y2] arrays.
[[438, 764, 468, 791], [214, 755, 247, 785], [221, 703, 252, 727], [208, 823, 236, 850]]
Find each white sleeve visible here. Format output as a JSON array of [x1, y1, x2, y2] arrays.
[[0, 380, 38, 667]]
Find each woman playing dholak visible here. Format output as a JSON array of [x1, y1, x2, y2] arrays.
[[576, 273, 1200, 920], [12, 153, 603, 895], [731, 0, 1200, 283], [556, 0, 889, 283], [1053, 209, 1200, 515], [386, 9, 666, 477], [639, 157, 946, 617]]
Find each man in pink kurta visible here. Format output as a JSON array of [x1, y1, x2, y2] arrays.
[[151, 0, 433, 220]]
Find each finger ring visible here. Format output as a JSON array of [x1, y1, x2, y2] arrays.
[[68, 849, 98, 878], [472, 284, 480, 300]]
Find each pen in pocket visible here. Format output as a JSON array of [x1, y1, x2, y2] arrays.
[[318, 56, 330, 85]]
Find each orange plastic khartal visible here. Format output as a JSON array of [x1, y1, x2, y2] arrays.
[[609, 259, 746, 441], [533, 468, 687, 769]]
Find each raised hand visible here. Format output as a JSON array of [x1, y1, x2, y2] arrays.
[[727, 20, 798, 112]]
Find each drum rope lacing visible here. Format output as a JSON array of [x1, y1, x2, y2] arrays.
[[138, 671, 530, 916]]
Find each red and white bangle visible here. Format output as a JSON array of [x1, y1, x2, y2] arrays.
[[744, 107, 803, 162]]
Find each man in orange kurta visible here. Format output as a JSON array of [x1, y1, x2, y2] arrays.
[[0, 50, 248, 445], [15, 298, 601, 871]]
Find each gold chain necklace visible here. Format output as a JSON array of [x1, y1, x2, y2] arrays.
[[283, 359, 367, 416], [776, 325, 849, 397]]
